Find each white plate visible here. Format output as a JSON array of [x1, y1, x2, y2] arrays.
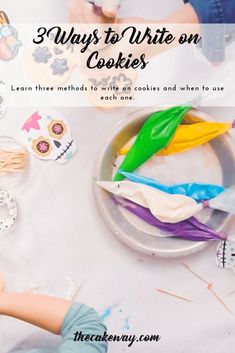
[[93, 107, 235, 257]]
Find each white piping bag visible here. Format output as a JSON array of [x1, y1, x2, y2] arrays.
[[97, 180, 203, 223]]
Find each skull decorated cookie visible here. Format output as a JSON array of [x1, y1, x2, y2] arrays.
[[24, 34, 77, 87], [21, 109, 77, 164], [216, 240, 235, 271]]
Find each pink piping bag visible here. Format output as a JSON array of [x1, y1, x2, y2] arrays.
[[113, 196, 227, 242]]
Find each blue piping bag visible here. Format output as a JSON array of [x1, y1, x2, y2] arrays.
[[120, 171, 225, 202]]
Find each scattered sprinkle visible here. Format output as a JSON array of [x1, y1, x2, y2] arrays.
[[122, 317, 130, 330], [100, 306, 113, 322]]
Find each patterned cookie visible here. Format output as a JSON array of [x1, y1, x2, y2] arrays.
[[81, 69, 137, 108], [24, 36, 77, 86], [21, 108, 77, 164], [216, 240, 235, 271], [0, 189, 17, 234]]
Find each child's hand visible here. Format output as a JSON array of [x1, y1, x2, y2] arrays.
[[69, 0, 121, 23], [100, 0, 121, 19]]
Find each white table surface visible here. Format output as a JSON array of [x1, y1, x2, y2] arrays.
[[1, 1, 235, 353]]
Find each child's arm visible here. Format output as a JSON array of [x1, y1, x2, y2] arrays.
[[163, 3, 199, 23], [0, 292, 107, 353], [118, 3, 199, 24], [0, 292, 71, 334], [112, 3, 200, 61]]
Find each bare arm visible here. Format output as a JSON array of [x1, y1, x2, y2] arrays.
[[114, 3, 200, 61], [162, 3, 199, 24], [118, 3, 199, 24], [0, 292, 71, 334]]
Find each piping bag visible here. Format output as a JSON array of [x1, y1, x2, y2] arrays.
[[97, 181, 235, 223], [113, 196, 226, 241], [119, 120, 234, 156], [120, 171, 225, 202], [98, 180, 202, 222], [113, 105, 191, 181]]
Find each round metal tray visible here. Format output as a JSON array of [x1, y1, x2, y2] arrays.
[[93, 108, 235, 257]]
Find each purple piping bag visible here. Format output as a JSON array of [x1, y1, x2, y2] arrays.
[[113, 196, 227, 242]]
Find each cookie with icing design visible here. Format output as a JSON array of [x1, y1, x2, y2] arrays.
[[24, 36, 77, 86], [216, 240, 235, 271], [0, 23, 21, 61]]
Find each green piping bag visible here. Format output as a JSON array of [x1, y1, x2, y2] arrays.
[[113, 105, 192, 181]]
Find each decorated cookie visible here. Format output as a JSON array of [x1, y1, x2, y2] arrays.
[[21, 109, 77, 164], [0, 189, 17, 234], [0, 12, 21, 61], [0, 80, 7, 118], [216, 240, 235, 270], [0, 22, 22, 61], [80, 70, 137, 108], [24, 35, 77, 86]]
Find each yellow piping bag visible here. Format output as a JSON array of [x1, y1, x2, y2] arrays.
[[119, 120, 234, 156]]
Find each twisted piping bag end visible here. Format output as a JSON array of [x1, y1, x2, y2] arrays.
[[190, 96, 202, 109], [96, 180, 106, 188], [218, 232, 227, 241], [202, 200, 209, 209]]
